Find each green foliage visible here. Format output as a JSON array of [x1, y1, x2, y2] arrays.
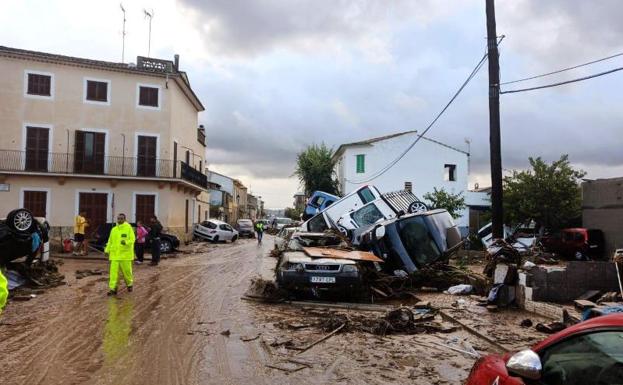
[[423, 187, 466, 219], [503, 155, 585, 230], [294, 143, 340, 196], [284, 207, 303, 221]]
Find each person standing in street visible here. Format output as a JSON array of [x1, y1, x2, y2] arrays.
[[73, 211, 89, 256], [105, 213, 135, 296], [255, 220, 264, 245], [134, 220, 148, 265], [148, 216, 163, 266], [0, 269, 8, 316]]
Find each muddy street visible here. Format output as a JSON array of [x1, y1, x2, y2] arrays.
[[0, 236, 551, 385]]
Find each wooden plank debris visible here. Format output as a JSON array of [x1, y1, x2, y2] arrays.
[[302, 247, 384, 263]]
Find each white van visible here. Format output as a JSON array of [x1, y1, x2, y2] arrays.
[[300, 185, 382, 233]]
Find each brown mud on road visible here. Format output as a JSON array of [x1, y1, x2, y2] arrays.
[[0, 236, 553, 385]]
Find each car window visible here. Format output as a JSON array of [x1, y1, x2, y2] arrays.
[[203, 221, 217, 229], [219, 224, 230, 231], [573, 232, 585, 241], [351, 203, 384, 227], [357, 187, 376, 204], [307, 213, 328, 232], [315, 196, 325, 206], [397, 216, 442, 266], [540, 330, 623, 385]]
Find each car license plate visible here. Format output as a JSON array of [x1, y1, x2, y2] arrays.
[[310, 276, 336, 284]]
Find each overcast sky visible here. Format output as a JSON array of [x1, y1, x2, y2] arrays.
[[2, 0, 623, 208]]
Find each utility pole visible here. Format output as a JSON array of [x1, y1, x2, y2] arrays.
[[486, 0, 504, 239]]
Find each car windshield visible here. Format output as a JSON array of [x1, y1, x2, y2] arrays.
[[277, 218, 292, 224], [397, 216, 442, 266], [351, 203, 384, 227], [238, 220, 252, 226], [358, 187, 376, 204], [307, 214, 328, 232]]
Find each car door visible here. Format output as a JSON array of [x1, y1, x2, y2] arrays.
[[537, 329, 623, 385], [219, 224, 232, 240]]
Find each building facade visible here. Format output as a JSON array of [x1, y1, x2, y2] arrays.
[[293, 192, 306, 212], [334, 131, 471, 233], [208, 170, 234, 223], [582, 177, 623, 257], [0, 46, 208, 240]]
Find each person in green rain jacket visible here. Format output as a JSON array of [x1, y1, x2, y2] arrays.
[[105, 213, 135, 296], [0, 269, 8, 315]]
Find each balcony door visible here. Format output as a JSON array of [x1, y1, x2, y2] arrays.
[[25, 126, 49, 172], [74, 131, 105, 174], [137, 135, 157, 177]]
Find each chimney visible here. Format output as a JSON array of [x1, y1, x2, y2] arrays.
[[174, 54, 180, 70]]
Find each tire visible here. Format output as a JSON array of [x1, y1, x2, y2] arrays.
[[7, 208, 36, 233], [231, 235, 238, 243], [160, 239, 173, 253], [408, 201, 429, 214], [212, 235, 219, 243]]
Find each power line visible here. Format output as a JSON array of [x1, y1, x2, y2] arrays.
[[500, 52, 623, 86], [345, 52, 489, 185], [501, 66, 623, 94]]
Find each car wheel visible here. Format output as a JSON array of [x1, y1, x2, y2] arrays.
[[408, 201, 429, 214], [231, 235, 238, 243], [160, 239, 173, 253], [7, 208, 36, 233], [212, 235, 219, 243]]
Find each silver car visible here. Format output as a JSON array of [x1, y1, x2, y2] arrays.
[[193, 219, 239, 243]]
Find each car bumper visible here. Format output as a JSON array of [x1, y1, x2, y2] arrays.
[[277, 271, 363, 291], [238, 230, 254, 236]]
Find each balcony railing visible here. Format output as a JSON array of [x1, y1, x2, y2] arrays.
[[0, 150, 208, 189]]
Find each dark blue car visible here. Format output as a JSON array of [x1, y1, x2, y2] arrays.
[[303, 191, 339, 220]]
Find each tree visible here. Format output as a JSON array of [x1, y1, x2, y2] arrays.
[[284, 207, 303, 221], [503, 155, 585, 230], [294, 143, 340, 196], [423, 187, 466, 219]]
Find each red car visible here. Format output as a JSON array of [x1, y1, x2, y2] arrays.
[[465, 314, 623, 385]]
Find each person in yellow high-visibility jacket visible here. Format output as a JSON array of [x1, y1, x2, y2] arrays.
[[0, 269, 8, 316], [105, 213, 135, 296]]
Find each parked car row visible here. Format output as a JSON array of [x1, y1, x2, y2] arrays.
[[92, 222, 180, 254]]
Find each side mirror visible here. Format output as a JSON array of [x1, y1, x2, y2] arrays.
[[506, 350, 542, 380], [375, 225, 386, 239]]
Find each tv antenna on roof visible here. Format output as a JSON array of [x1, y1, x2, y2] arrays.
[[120, 3, 127, 63], [143, 9, 154, 57]]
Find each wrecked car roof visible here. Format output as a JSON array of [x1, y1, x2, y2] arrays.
[[282, 251, 357, 265], [303, 247, 384, 263]]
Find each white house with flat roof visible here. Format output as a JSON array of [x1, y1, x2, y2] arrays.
[[333, 130, 476, 234]]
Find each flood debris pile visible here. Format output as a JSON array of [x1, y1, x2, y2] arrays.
[[276, 306, 457, 338], [5, 259, 66, 300], [245, 278, 288, 302]]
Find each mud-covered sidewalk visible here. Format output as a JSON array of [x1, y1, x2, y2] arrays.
[[1, 236, 554, 385]]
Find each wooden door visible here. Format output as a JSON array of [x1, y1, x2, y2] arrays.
[[74, 131, 105, 174], [78, 192, 108, 237], [23, 190, 47, 217], [25, 126, 49, 172], [135, 194, 155, 223], [137, 136, 157, 177]]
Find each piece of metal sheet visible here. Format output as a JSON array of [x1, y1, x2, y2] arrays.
[[302, 247, 384, 263]]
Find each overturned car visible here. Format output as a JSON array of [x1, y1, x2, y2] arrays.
[[0, 208, 50, 266]]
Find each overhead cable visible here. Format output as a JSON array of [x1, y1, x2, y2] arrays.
[[501, 66, 623, 94], [500, 52, 623, 85], [345, 52, 488, 185]]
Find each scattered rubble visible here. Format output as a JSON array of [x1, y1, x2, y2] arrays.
[[74, 269, 105, 279]]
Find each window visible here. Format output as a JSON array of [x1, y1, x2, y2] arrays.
[[357, 187, 376, 204], [202, 221, 217, 229], [85, 80, 109, 103], [405, 182, 413, 192], [540, 330, 623, 385], [74, 131, 106, 174], [219, 224, 232, 231], [135, 194, 156, 223], [444, 164, 457, 182], [356, 154, 365, 173], [23, 190, 47, 217], [27, 73, 52, 96], [138, 85, 159, 107]]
